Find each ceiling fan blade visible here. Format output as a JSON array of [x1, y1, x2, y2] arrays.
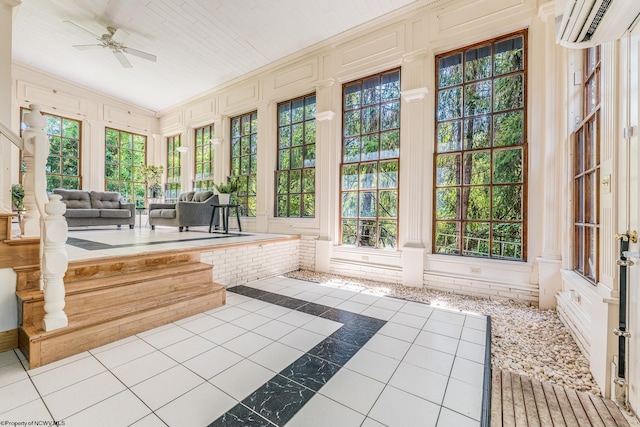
[[111, 28, 129, 44], [113, 51, 132, 68], [73, 44, 103, 50], [63, 20, 101, 40], [122, 47, 157, 62]]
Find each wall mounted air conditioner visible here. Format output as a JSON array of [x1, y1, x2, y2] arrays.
[[556, 0, 640, 48]]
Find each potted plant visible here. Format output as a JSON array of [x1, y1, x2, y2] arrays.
[[141, 165, 164, 199], [214, 177, 238, 205]]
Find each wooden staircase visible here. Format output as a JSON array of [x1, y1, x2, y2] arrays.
[[16, 251, 226, 368]]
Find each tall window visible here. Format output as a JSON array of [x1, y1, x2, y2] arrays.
[[194, 124, 215, 192], [166, 134, 182, 203], [573, 46, 600, 283], [230, 111, 257, 216], [340, 69, 401, 249], [276, 94, 316, 217], [434, 31, 527, 260], [105, 128, 147, 208], [21, 108, 81, 191]]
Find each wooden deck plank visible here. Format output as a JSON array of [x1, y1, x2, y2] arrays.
[[602, 398, 630, 427], [584, 392, 617, 427], [491, 369, 503, 426], [511, 372, 529, 427], [520, 375, 541, 427], [576, 390, 605, 427], [491, 370, 634, 427], [530, 377, 554, 427], [564, 384, 591, 426], [502, 371, 516, 426], [552, 383, 580, 426]]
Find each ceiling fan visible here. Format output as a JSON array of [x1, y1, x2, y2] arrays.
[[64, 20, 157, 68]]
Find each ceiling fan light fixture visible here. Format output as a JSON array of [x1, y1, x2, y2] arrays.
[[65, 20, 156, 68]]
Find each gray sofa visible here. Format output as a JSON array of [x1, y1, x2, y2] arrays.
[[53, 189, 135, 229], [149, 191, 219, 231]]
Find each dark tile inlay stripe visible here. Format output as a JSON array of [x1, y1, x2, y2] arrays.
[[306, 337, 361, 366], [241, 374, 314, 426], [328, 323, 377, 347], [280, 354, 341, 392], [212, 284, 492, 427], [208, 403, 274, 427], [66, 233, 247, 250]]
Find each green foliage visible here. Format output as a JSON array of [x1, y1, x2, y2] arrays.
[[11, 184, 25, 211], [141, 165, 164, 198], [214, 177, 239, 194]]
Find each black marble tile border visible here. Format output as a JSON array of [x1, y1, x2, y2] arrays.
[[208, 284, 492, 427], [208, 285, 387, 426], [66, 233, 247, 250], [481, 316, 492, 427]]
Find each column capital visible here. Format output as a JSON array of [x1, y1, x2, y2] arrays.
[[401, 87, 429, 103], [314, 111, 336, 122], [316, 78, 336, 89], [403, 48, 429, 64]]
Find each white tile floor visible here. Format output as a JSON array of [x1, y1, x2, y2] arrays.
[[0, 276, 488, 427]]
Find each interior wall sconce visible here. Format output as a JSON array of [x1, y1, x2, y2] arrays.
[[209, 138, 222, 145], [176, 146, 189, 153]]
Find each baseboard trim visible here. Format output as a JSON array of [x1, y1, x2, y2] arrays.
[[0, 329, 18, 352]]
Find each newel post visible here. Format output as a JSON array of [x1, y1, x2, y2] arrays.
[[21, 104, 49, 238], [42, 194, 68, 331]]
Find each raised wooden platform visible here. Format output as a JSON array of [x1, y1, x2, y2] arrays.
[[0, 213, 39, 269], [16, 251, 226, 368], [491, 369, 631, 426]]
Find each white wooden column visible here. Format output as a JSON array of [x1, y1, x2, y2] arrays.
[[255, 101, 273, 232], [400, 51, 429, 287], [536, 3, 564, 309], [0, 0, 20, 213], [314, 78, 337, 272]]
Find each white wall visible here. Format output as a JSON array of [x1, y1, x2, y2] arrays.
[[10, 63, 160, 189], [156, 0, 553, 303]]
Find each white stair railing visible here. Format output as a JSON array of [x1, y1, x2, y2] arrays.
[[3, 104, 69, 331]]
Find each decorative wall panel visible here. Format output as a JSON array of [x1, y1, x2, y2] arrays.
[[17, 81, 83, 114]]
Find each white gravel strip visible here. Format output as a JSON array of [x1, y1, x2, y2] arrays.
[[285, 269, 600, 395]]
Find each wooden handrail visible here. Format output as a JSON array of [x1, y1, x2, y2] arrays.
[[0, 120, 23, 150]]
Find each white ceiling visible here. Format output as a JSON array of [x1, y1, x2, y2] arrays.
[[12, 0, 421, 112]]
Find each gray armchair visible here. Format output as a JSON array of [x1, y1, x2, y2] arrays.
[[149, 191, 219, 231]]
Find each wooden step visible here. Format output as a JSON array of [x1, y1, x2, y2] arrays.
[[17, 261, 213, 305], [17, 251, 226, 368], [15, 251, 202, 291], [20, 283, 225, 368], [19, 263, 214, 328]]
